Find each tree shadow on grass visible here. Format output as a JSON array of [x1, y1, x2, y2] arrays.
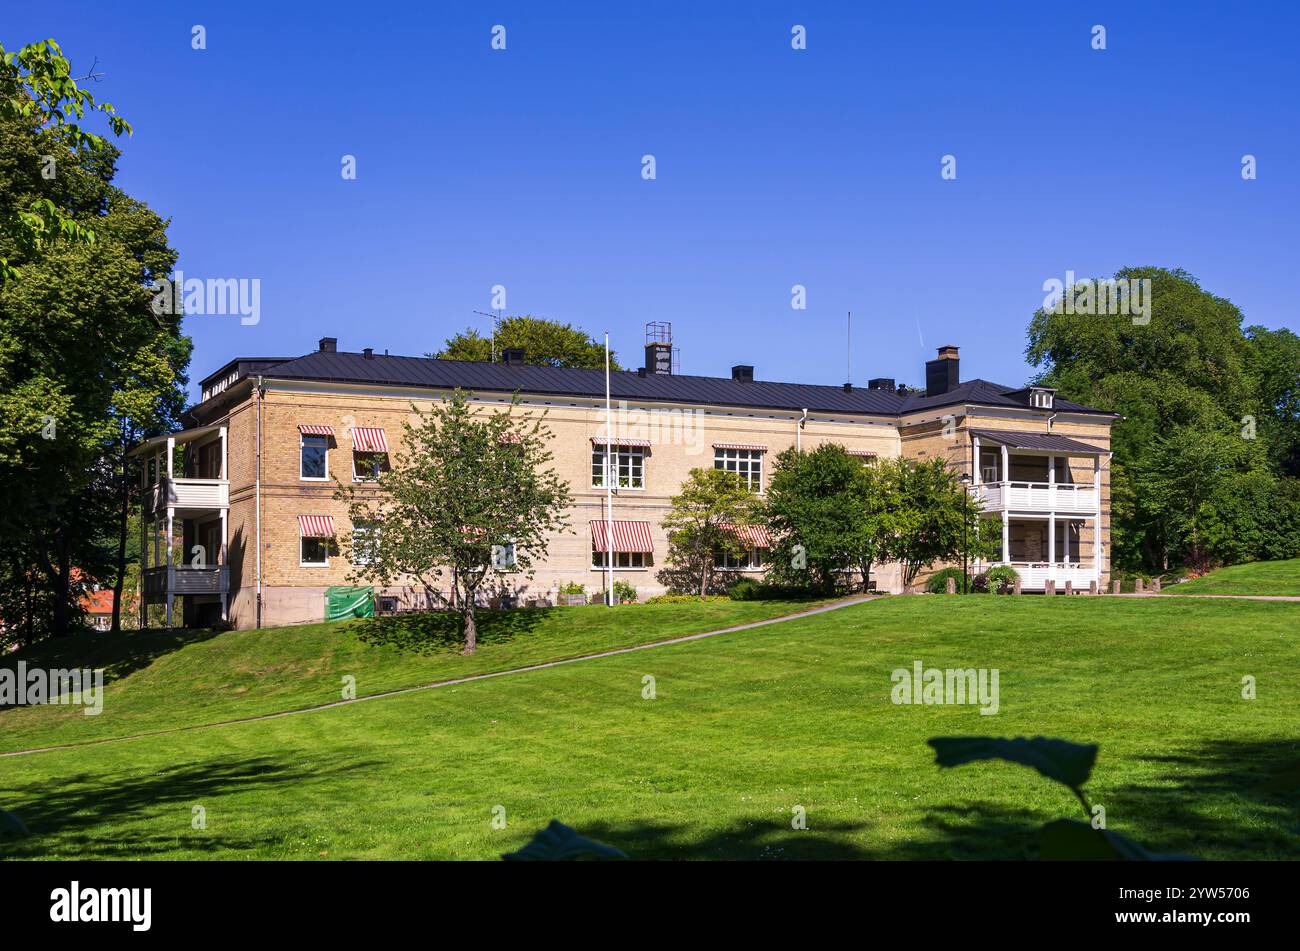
[[352, 608, 550, 656], [0, 753, 381, 859]]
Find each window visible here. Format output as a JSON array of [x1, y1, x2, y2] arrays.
[[352, 451, 389, 482], [592, 446, 645, 489], [714, 548, 765, 571], [1030, 388, 1055, 410], [351, 522, 380, 566], [301, 435, 328, 480], [492, 539, 517, 570], [301, 536, 329, 566], [592, 550, 648, 570], [714, 448, 763, 492]]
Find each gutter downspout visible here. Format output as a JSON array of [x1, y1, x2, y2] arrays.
[[1046, 411, 1057, 433], [604, 333, 614, 607], [797, 408, 808, 453], [255, 376, 264, 628]]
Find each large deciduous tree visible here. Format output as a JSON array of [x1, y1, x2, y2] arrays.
[[337, 390, 572, 653], [659, 467, 761, 596], [433, 315, 621, 369]]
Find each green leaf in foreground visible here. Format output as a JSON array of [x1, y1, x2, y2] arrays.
[[928, 736, 1099, 789], [1039, 819, 1201, 861], [502, 820, 627, 861]]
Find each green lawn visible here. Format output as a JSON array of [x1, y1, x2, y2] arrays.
[[0, 598, 831, 754], [1168, 558, 1300, 597], [1, 596, 1295, 860]]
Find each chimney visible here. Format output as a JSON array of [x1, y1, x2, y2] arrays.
[[318, 337, 337, 353], [501, 347, 525, 366], [925, 345, 960, 397], [842, 382, 853, 392], [868, 377, 895, 391], [731, 365, 754, 383], [362, 347, 374, 360]]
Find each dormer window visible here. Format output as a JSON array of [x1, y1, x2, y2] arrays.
[[1030, 387, 1055, 410]]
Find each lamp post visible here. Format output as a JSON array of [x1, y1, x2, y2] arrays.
[[959, 473, 971, 594]]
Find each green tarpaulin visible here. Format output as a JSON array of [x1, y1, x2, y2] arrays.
[[325, 586, 374, 621]]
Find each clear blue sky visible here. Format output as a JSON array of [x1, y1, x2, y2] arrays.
[[7, 1, 1298, 399]]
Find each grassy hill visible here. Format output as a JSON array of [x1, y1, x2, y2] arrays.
[[2, 595, 1296, 860], [0, 598, 830, 754], [1168, 558, 1300, 596]]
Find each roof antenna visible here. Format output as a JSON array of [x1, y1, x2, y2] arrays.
[[845, 311, 852, 387], [473, 310, 501, 362]]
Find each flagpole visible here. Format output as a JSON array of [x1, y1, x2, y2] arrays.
[[604, 332, 614, 607]]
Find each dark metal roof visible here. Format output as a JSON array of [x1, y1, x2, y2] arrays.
[[192, 348, 1115, 419], [968, 428, 1109, 454]]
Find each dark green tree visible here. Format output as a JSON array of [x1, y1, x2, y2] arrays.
[[433, 315, 621, 369]]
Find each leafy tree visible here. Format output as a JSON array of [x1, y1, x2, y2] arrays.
[[0, 43, 187, 641], [1, 38, 130, 284], [764, 444, 889, 594], [878, 458, 972, 590], [1026, 266, 1299, 571], [337, 390, 572, 653], [433, 315, 621, 369], [659, 467, 761, 596]]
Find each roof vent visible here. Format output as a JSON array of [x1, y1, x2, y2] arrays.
[[868, 377, 895, 391], [362, 348, 374, 360], [501, 347, 525, 366], [842, 382, 853, 392], [925, 345, 960, 397], [731, 365, 754, 383], [319, 337, 337, 353]]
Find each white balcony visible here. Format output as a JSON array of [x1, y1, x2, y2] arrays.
[[974, 481, 1099, 514], [146, 477, 229, 517], [142, 565, 230, 598], [995, 562, 1097, 591]]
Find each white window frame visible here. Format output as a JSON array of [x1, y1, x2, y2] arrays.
[[300, 534, 330, 567], [300, 434, 329, 481], [592, 445, 645, 490], [493, 538, 518, 571], [591, 549, 648, 571], [351, 522, 380, 566], [1031, 389, 1054, 409], [714, 448, 764, 492], [714, 548, 765, 571], [352, 450, 388, 483]]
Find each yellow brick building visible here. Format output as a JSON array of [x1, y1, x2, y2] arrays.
[[131, 340, 1116, 629]]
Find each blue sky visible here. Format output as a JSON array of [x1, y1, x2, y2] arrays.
[[7, 2, 1298, 398]]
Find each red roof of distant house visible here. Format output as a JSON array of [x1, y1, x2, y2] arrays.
[[81, 590, 115, 615]]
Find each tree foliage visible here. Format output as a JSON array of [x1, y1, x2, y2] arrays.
[[433, 315, 621, 370], [1026, 266, 1300, 572], [337, 390, 572, 653], [658, 467, 761, 596]]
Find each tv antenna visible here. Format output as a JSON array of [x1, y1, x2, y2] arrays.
[[473, 310, 502, 362], [846, 311, 852, 387]]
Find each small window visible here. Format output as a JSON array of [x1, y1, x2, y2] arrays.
[[1030, 389, 1055, 410], [714, 448, 763, 492], [352, 451, 389, 482], [592, 446, 645, 489], [351, 522, 380, 566], [592, 550, 648, 570], [301, 536, 329, 567], [714, 548, 765, 571], [301, 435, 329, 480], [493, 539, 517, 570]]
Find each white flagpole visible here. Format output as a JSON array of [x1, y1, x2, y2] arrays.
[[604, 332, 614, 606]]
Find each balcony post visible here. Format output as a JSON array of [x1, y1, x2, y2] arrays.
[[219, 426, 228, 480], [1000, 444, 1009, 484], [972, 436, 981, 485], [1001, 510, 1010, 563], [220, 507, 229, 622], [1048, 515, 1056, 581], [165, 506, 174, 628]]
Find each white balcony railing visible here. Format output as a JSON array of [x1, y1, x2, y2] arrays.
[[146, 477, 229, 515], [973, 481, 1098, 514], [143, 565, 229, 597], [994, 562, 1096, 590]]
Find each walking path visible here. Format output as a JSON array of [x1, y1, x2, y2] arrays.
[[2, 595, 880, 758], [1114, 592, 1300, 602]]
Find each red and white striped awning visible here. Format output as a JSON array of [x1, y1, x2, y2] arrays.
[[298, 515, 335, 538], [590, 519, 655, 553], [721, 523, 773, 548], [591, 436, 652, 447], [847, 449, 878, 458], [299, 424, 334, 436], [352, 427, 389, 453], [713, 443, 768, 452]]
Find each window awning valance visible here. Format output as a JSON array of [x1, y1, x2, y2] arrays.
[[720, 523, 773, 548], [299, 424, 335, 436], [591, 436, 652, 447], [298, 515, 335, 537], [846, 449, 878, 458], [713, 443, 768, 452], [590, 520, 655, 553], [352, 427, 389, 453]]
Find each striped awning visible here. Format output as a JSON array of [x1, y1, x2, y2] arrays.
[[298, 515, 335, 538], [352, 427, 389, 453], [299, 424, 334, 436], [847, 449, 878, 458], [721, 523, 773, 548], [591, 436, 652, 447], [590, 519, 655, 553], [713, 443, 768, 452]]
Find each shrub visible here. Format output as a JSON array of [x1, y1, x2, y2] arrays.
[[728, 579, 822, 601], [646, 593, 730, 604], [925, 567, 970, 594], [984, 565, 1019, 594], [557, 581, 585, 596], [727, 578, 763, 601], [612, 579, 638, 604]]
